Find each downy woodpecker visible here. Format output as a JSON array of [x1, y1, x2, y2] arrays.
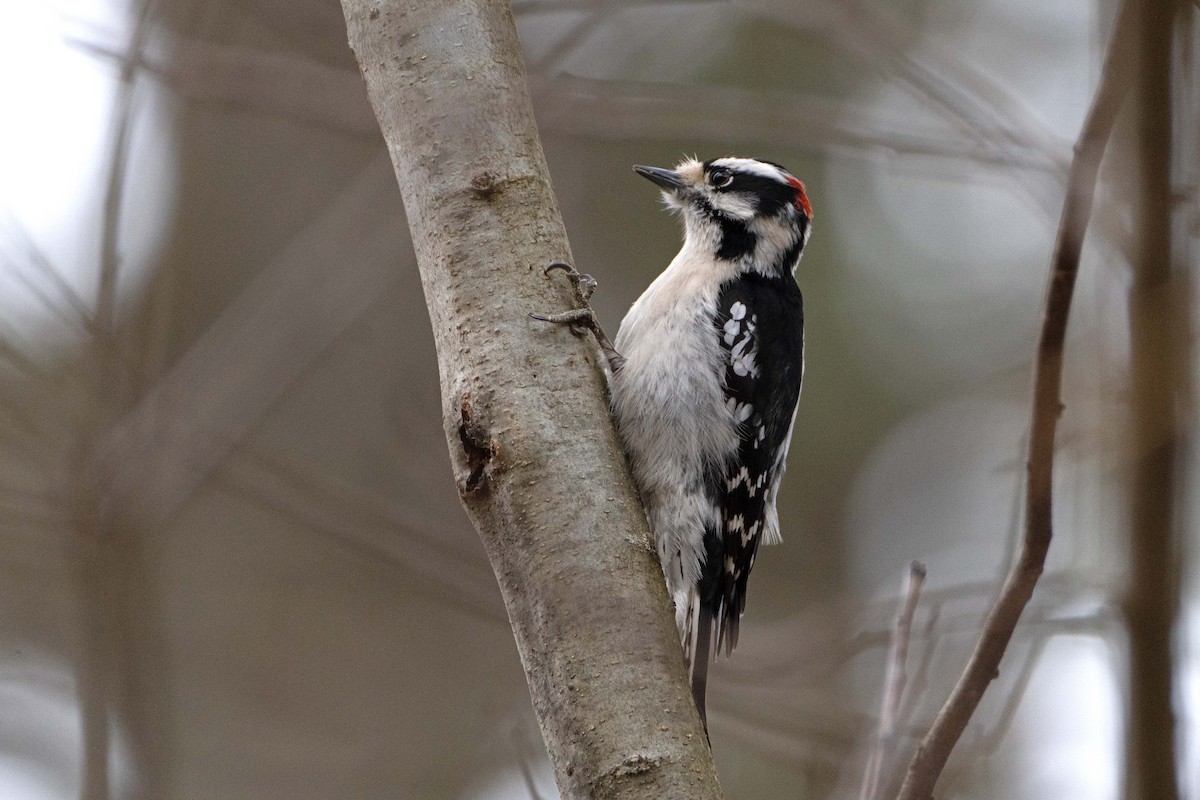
[[535, 156, 810, 728]]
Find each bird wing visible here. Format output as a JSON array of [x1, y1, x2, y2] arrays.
[[707, 273, 804, 656]]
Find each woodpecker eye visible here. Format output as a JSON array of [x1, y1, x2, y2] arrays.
[[709, 168, 734, 189]]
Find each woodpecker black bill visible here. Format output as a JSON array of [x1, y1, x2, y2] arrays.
[[633, 165, 688, 191]]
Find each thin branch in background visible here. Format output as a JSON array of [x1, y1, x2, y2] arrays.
[[718, 576, 1071, 694], [82, 30, 1062, 176], [0, 335, 49, 383], [754, 0, 1062, 167], [95, 154, 403, 530], [0, 216, 94, 332], [895, 2, 1138, 797], [220, 445, 504, 624], [970, 606, 1119, 757], [769, 0, 1136, 261], [4, 267, 88, 339], [528, 6, 609, 73], [75, 4, 158, 799], [890, 600, 938, 744], [873, 599, 936, 796], [94, 0, 155, 377], [76, 51, 134, 800], [860, 562, 925, 800], [532, 75, 1055, 171], [833, 597, 942, 800], [727, 603, 1118, 799], [71, 35, 381, 138], [710, 707, 851, 775]]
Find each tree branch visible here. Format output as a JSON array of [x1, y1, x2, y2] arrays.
[[895, 3, 1139, 797], [1124, 2, 1185, 797], [861, 562, 925, 800], [338, 1, 721, 798]]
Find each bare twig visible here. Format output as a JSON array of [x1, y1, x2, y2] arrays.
[[1, 216, 94, 330], [896, 3, 1138, 798], [528, 6, 608, 72], [75, 5, 158, 799], [861, 562, 925, 800], [761, 0, 1136, 263], [219, 445, 504, 623], [531, 75, 1055, 171], [95, 0, 155, 374], [72, 35, 380, 138], [95, 155, 404, 529], [892, 601, 938, 748]]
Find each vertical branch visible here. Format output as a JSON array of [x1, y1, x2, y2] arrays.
[[76, 4, 158, 799], [895, 3, 1138, 798], [1123, 2, 1184, 799], [73, 527, 112, 800], [95, 0, 155, 374], [338, 1, 721, 798], [860, 562, 926, 800]]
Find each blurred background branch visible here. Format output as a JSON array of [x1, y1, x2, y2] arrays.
[[1124, 2, 1188, 798], [898, 2, 1138, 796], [860, 561, 925, 800]]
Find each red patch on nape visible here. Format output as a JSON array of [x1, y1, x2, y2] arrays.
[[786, 176, 813, 219]]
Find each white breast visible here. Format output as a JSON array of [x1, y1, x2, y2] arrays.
[[611, 245, 741, 599]]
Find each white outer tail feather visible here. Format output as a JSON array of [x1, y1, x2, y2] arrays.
[[681, 586, 712, 731]]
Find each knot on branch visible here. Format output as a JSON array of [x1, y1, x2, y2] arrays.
[[593, 752, 668, 797], [457, 393, 496, 495], [470, 171, 498, 199]]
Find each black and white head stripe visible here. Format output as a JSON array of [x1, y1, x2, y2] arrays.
[[704, 158, 812, 220], [635, 156, 813, 273], [709, 157, 789, 179], [653, 157, 812, 217]]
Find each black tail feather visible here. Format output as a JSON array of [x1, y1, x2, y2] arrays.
[[690, 601, 713, 733]]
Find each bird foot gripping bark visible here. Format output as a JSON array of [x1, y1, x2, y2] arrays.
[[530, 262, 624, 372]]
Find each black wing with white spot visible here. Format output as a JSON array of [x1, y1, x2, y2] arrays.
[[703, 272, 804, 655]]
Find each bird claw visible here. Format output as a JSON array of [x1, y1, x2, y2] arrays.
[[544, 261, 598, 303], [532, 261, 600, 334], [528, 307, 596, 337], [532, 261, 624, 373]]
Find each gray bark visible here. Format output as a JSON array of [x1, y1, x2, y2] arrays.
[[339, 1, 722, 798]]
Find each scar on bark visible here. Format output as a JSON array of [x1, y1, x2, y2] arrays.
[[458, 393, 495, 494], [470, 172, 498, 199], [592, 753, 666, 797]]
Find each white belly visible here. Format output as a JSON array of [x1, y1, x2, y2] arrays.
[[610, 261, 739, 600]]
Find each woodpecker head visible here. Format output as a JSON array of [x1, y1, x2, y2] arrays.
[[634, 156, 813, 276]]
